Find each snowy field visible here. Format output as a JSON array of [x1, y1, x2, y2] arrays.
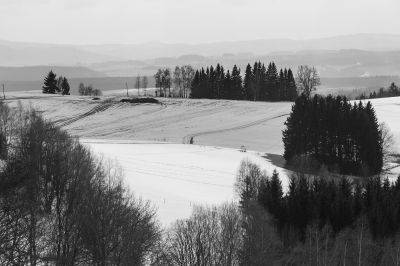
[[5, 91, 400, 224], [82, 139, 289, 224]]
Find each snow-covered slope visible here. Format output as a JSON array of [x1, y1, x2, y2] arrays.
[[5, 91, 400, 224]]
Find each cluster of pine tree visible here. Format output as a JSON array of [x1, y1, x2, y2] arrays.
[[42, 70, 70, 95], [190, 62, 297, 101], [283, 95, 383, 176], [258, 172, 400, 245]]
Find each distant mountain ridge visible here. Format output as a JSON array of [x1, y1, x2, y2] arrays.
[[88, 49, 400, 78], [1, 34, 400, 66], [0, 66, 106, 81]]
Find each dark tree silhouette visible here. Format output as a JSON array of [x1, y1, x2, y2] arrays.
[[42, 70, 58, 94], [61, 77, 70, 95], [283, 95, 383, 176]]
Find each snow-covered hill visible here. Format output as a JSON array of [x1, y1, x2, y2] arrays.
[[5, 91, 400, 224]]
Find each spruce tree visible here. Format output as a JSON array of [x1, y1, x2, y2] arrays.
[[61, 77, 70, 95], [243, 64, 253, 101], [42, 70, 58, 94], [266, 62, 279, 101], [278, 69, 285, 101], [222, 70, 231, 99], [231, 65, 243, 100], [287, 68, 297, 101], [190, 70, 200, 98]]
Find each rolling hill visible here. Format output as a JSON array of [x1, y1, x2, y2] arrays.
[[4, 92, 400, 223]]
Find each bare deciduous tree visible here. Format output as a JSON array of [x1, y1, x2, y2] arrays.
[[0, 103, 161, 265], [380, 122, 395, 165], [181, 65, 195, 98], [295, 65, 321, 98], [155, 202, 242, 266], [136, 74, 141, 96], [173, 66, 183, 97], [234, 159, 266, 203], [142, 76, 148, 96]]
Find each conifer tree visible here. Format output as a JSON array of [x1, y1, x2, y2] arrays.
[[266, 62, 279, 101], [243, 64, 253, 100], [42, 70, 58, 94], [279, 69, 285, 101], [287, 68, 297, 101], [231, 65, 243, 100], [61, 77, 70, 95], [222, 70, 231, 99]]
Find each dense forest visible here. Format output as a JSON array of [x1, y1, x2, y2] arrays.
[[190, 62, 297, 101], [283, 94, 383, 176], [235, 161, 400, 265]]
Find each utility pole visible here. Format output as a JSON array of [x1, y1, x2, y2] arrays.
[[125, 82, 129, 97], [2, 84, 4, 100]]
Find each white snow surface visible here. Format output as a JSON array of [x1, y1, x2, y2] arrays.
[[82, 139, 289, 225], [5, 91, 400, 224]]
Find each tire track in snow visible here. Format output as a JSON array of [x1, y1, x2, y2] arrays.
[[55, 101, 167, 128], [182, 113, 289, 143], [55, 101, 117, 127]]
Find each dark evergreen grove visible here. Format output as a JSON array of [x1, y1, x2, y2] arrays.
[[283, 94, 383, 176], [257, 172, 400, 245], [190, 62, 297, 101], [236, 161, 400, 264], [42, 70, 71, 95]]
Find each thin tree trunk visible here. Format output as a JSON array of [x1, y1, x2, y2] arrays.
[[358, 221, 364, 266], [29, 211, 37, 266]]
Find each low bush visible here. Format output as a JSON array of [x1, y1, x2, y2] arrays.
[[120, 97, 159, 104]]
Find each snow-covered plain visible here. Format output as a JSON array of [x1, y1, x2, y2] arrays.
[[5, 91, 400, 224]]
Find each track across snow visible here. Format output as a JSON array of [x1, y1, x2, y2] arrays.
[[182, 113, 289, 144], [55, 101, 118, 127]]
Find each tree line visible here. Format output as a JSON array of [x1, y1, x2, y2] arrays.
[[234, 160, 400, 265], [0, 102, 160, 265], [357, 82, 400, 100], [190, 62, 298, 101], [151, 160, 400, 265], [154, 65, 195, 98], [283, 94, 383, 176], [42, 70, 70, 95]]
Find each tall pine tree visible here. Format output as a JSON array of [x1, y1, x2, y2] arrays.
[[61, 77, 70, 95], [42, 70, 58, 94]]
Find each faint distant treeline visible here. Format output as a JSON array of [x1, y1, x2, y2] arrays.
[[78, 82, 102, 96], [357, 82, 400, 99], [190, 62, 298, 101]]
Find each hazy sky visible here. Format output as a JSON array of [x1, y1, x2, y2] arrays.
[[0, 0, 399, 44]]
